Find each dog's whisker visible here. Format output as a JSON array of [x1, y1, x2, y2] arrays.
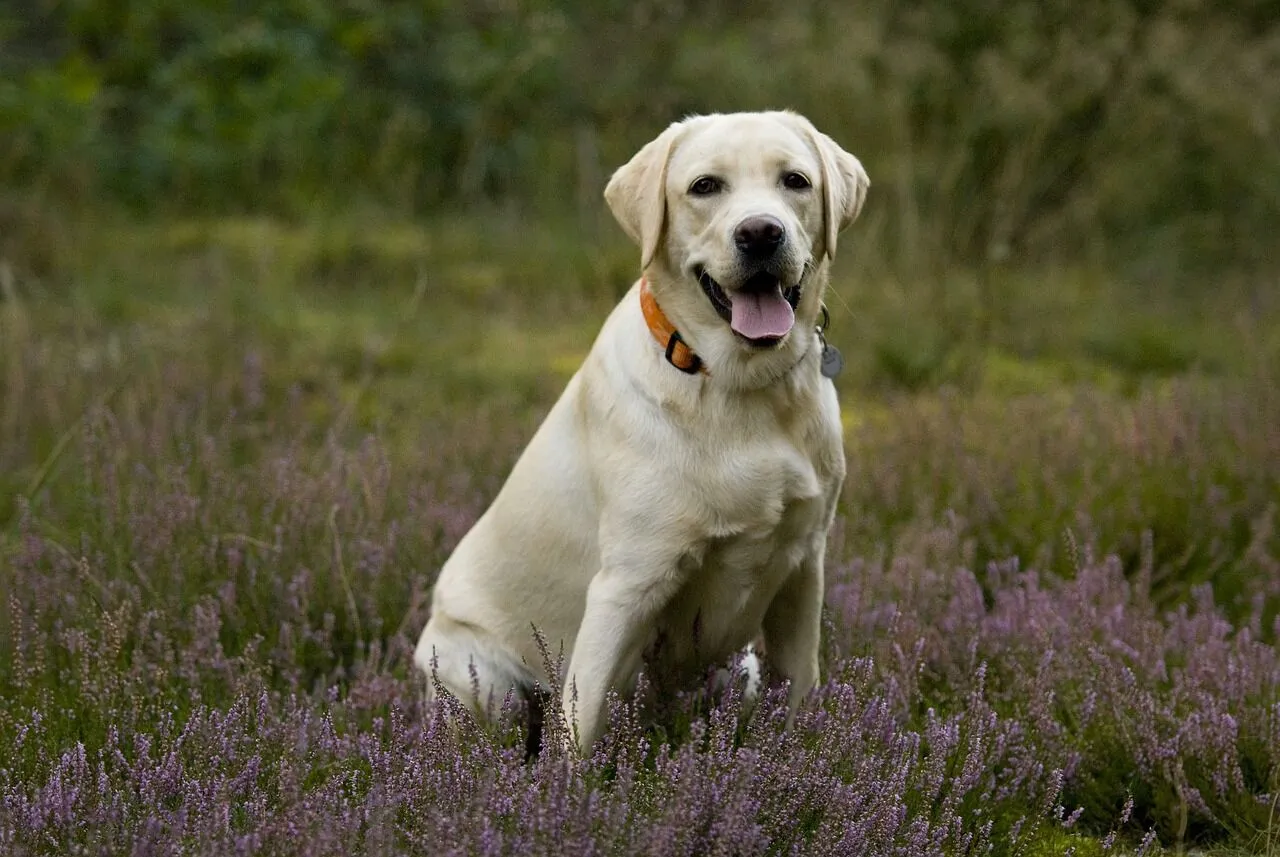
[[824, 280, 856, 321]]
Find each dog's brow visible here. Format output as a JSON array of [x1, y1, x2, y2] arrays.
[[681, 154, 732, 178], [683, 152, 807, 186]]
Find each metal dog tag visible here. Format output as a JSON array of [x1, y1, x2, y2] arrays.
[[820, 343, 844, 379]]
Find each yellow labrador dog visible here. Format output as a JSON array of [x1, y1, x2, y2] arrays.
[[416, 111, 868, 753]]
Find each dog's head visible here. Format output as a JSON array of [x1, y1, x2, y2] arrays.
[[606, 111, 868, 383]]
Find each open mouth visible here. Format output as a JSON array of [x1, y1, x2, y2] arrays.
[[696, 268, 802, 347]]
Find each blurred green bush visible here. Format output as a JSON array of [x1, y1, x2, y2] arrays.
[[1, 0, 1277, 276]]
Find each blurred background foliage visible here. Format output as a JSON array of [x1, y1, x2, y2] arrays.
[[2, 0, 1278, 281]]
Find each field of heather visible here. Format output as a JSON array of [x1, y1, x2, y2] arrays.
[[0, 211, 1277, 855], [2, 1, 1280, 849]]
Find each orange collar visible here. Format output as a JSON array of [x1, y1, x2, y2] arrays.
[[639, 278, 705, 375]]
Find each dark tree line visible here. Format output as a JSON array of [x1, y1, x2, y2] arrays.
[[2, 0, 1277, 274]]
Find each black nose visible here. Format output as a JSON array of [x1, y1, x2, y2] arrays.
[[734, 215, 785, 260]]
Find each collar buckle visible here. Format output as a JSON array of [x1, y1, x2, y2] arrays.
[[640, 278, 707, 376], [664, 330, 703, 374]]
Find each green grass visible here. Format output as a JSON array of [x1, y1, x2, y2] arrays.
[[4, 204, 1277, 598]]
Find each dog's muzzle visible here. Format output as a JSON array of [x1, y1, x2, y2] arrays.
[[696, 267, 803, 348]]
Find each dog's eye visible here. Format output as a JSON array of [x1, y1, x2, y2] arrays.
[[689, 176, 722, 196], [782, 172, 811, 190]]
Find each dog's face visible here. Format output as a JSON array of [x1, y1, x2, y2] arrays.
[[606, 112, 868, 358]]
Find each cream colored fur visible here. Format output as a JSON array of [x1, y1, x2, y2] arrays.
[[415, 111, 868, 753]]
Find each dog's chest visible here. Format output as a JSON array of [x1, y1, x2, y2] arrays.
[[657, 437, 832, 661], [694, 482, 823, 597]]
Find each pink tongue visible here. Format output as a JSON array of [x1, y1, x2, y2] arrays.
[[729, 287, 795, 339]]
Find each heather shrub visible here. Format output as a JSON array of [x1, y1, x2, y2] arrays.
[[2, 333, 1277, 851], [825, 525, 1280, 846], [842, 378, 1280, 616]]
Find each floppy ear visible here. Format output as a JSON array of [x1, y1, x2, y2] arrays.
[[798, 120, 869, 259], [605, 121, 685, 271]]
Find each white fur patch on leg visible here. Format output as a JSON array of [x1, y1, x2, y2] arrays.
[[711, 644, 763, 713], [740, 644, 762, 709]]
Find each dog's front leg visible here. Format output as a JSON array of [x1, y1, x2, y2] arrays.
[[761, 545, 825, 725], [562, 564, 679, 754]]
